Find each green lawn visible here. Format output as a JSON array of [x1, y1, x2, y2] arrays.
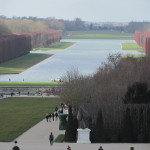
[[33, 42, 75, 50], [63, 30, 134, 39], [54, 134, 65, 142], [0, 97, 61, 142], [0, 81, 62, 86], [0, 53, 52, 74], [121, 42, 143, 51], [123, 54, 146, 58]]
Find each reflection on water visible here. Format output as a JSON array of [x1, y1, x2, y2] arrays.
[[0, 39, 143, 82]]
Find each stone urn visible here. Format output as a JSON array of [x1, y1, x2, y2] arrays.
[[58, 114, 68, 130]]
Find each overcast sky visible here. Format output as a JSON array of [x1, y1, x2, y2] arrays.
[[0, 0, 150, 22]]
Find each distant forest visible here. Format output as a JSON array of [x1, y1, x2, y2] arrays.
[[0, 16, 150, 35]]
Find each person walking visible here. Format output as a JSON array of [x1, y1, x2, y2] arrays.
[[45, 114, 49, 122], [48, 113, 51, 122], [67, 145, 71, 150], [49, 132, 54, 145], [55, 106, 58, 112], [55, 112, 58, 121], [52, 113, 55, 121]]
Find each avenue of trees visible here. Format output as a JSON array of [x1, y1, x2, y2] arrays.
[[61, 54, 150, 142], [0, 16, 64, 35]]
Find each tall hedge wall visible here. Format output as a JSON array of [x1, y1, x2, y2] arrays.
[[135, 30, 150, 56], [0, 29, 62, 63], [0, 34, 31, 63]]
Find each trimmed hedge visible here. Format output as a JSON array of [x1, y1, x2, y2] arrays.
[[0, 30, 62, 63]]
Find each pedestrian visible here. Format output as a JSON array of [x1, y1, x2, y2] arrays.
[[52, 113, 55, 121], [55, 112, 58, 121], [98, 146, 103, 150], [67, 145, 71, 150], [61, 103, 64, 109], [12, 141, 20, 150], [48, 113, 51, 122], [46, 113, 49, 122], [49, 132, 54, 145], [55, 106, 58, 112]]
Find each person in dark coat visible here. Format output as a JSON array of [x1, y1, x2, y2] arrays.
[[67, 145, 71, 150], [45, 114, 49, 122], [55, 112, 58, 121], [55, 106, 58, 112], [49, 132, 54, 145], [52, 113, 55, 121], [48, 113, 51, 122]]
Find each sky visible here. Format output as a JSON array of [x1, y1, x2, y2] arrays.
[[0, 0, 150, 22]]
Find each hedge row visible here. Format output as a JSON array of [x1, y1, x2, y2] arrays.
[[135, 30, 150, 56], [23, 29, 62, 48], [0, 30, 62, 63], [0, 34, 31, 63]]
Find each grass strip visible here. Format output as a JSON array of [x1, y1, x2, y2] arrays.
[[63, 31, 134, 39], [0, 53, 52, 74], [33, 42, 75, 50], [0, 97, 61, 142], [0, 81, 62, 87], [122, 54, 146, 58], [54, 134, 65, 142], [121, 42, 143, 51]]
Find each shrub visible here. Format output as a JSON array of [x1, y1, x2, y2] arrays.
[[65, 105, 78, 142], [124, 82, 150, 104]]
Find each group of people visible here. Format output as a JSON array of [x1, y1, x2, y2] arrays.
[[45, 111, 58, 122], [46, 103, 68, 123], [46, 106, 60, 122]]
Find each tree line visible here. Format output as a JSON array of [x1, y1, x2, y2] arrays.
[[0, 16, 64, 35], [61, 54, 150, 142], [0, 16, 150, 35]]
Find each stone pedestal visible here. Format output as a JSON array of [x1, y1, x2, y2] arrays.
[[77, 128, 91, 143]]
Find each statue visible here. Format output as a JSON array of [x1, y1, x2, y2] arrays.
[[77, 106, 90, 129]]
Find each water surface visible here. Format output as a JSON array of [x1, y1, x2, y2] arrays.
[[0, 39, 143, 82]]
